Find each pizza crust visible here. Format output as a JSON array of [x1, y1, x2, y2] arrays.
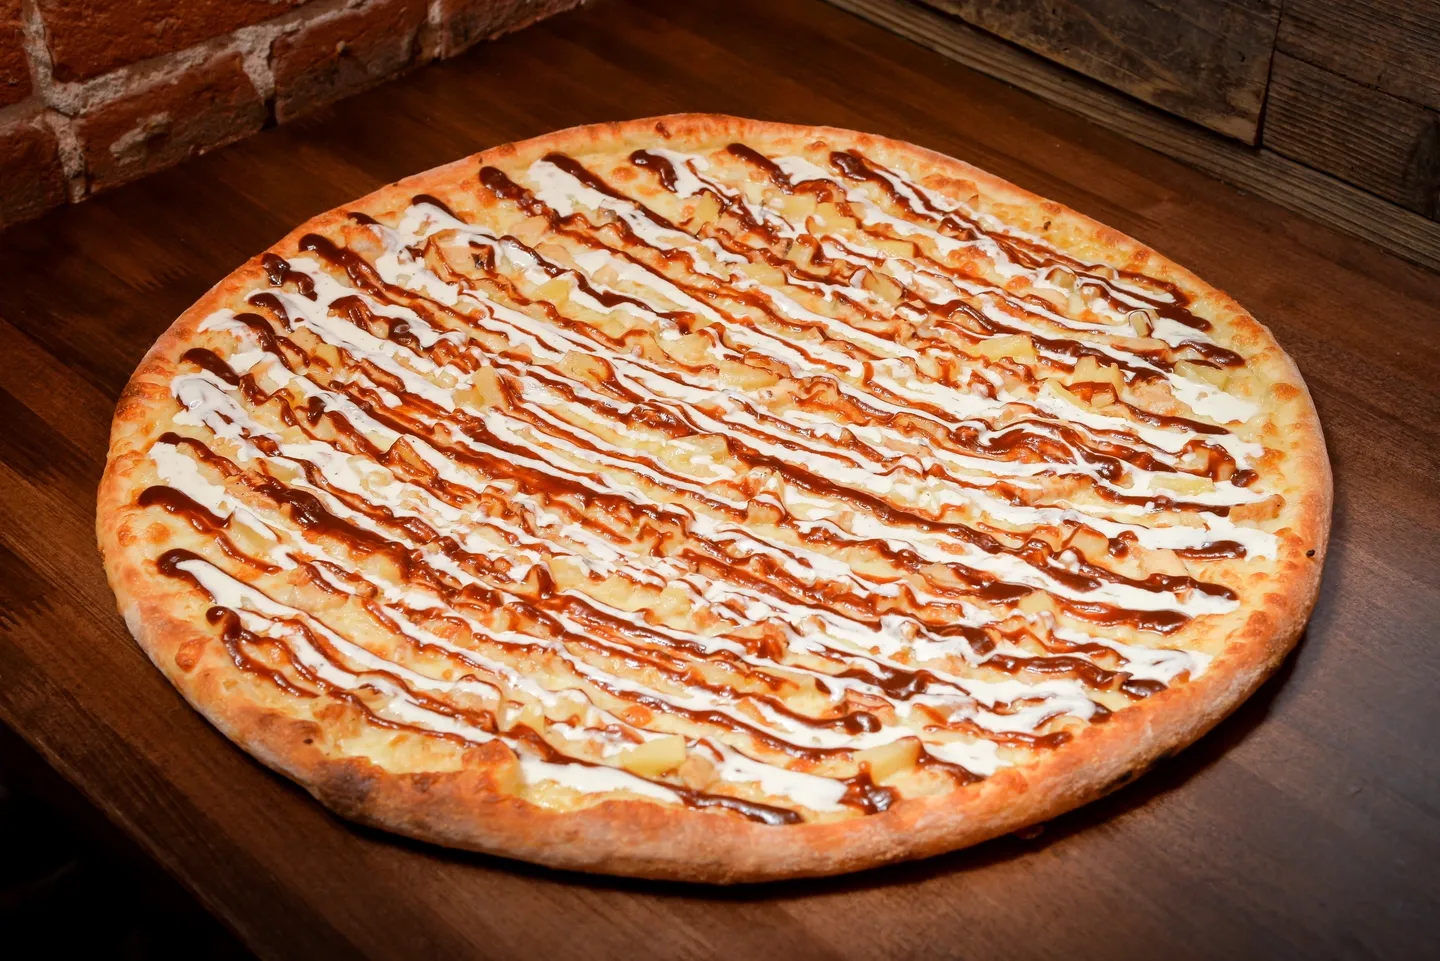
[[97, 114, 1330, 881]]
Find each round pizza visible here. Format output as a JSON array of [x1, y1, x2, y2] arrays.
[[97, 115, 1330, 881]]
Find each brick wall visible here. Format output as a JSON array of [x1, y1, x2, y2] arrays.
[[0, 0, 580, 227]]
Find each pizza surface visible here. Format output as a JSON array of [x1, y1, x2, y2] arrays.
[[97, 114, 1330, 881]]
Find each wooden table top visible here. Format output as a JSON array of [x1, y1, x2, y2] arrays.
[[2, 0, 1437, 957]]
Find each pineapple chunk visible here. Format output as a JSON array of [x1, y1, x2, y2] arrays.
[[1028, 286, 1068, 311], [784, 236, 820, 268], [618, 735, 688, 777], [265, 459, 302, 484], [1174, 360, 1228, 388], [1128, 309, 1156, 337], [1138, 547, 1188, 577], [288, 327, 321, 354], [859, 269, 904, 304], [360, 426, 394, 452], [678, 752, 718, 790], [546, 555, 589, 590], [743, 261, 786, 286], [855, 737, 921, 781], [1040, 378, 1084, 408], [533, 276, 571, 306], [1068, 354, 1125, 391], [1086, 385, 1118, 409], [533, 242, 572, 267], [664, 333, 714, 366], [976, 334, 1036, 361], [311, 341, 343, 370], [1026, 525, 1063, 552], [509, 216, 550, 247], [686, 433, 731, 461], [388, 439, 431, 475], [559, 350, 610, 387], [506, 700, 545, 734], [360, 552, 403, 584], [1018, 591, 1056, 615], [1152, 472, 1216, 495], [812, 202, 848, 228], [1046, 265, 1077, 290], [455, 366, 505, 409], [778, 193, 817, 221], [229, 517, 276, 557], [1069, 526, 1111, 560], [490, 751, 525, 795], [728, 364, 780, 390], [649, 585, 693, 621], [688, 193, 721, 226]]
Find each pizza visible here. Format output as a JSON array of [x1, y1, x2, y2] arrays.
[[96, 115, 1330, 882]]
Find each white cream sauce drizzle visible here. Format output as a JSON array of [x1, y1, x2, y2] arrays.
[[143, 141, 1282, 819]]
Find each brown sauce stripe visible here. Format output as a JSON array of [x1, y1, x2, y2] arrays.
[[138, 139, 1267, 822]]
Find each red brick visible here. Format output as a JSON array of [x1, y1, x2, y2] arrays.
[[434, 0, 580, 57], [272, 0, 426, 123], [0, 108, 67, 226], [76, 50, 265, 192], [37, 0, 312, 82], [0, 0, 31, 107]]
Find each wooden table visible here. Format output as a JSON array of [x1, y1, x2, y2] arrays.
[[2, 0, 1436, 957]]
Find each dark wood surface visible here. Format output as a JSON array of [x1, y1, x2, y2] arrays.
[[917, 0, 1281, 141], [1277, 0, 1440, 113], [1269, 0, 1440, 223], [1, 0, 1437, 958], [1263, 51, 1440, 219]]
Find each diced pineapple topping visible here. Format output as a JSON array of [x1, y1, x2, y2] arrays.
[[1040, 378, 1084, 408], [855, 737, 922, 781], [778, 193, 817, 220], [977, 333, 1036, 361], [1067, 354, 1125, 392], [455, 366, 506, 409], [618, 735, 688, 777], [1174, 360, 1228, 388], [860, 268, 904, 304], [1152, 472, 1217, 495], [688, 193, 721, 226], [1018, 591, 1057, 615], [312, 341, 343, 370]]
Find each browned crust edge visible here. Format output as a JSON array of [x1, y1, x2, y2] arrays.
[[95, 113, 1332, 883]]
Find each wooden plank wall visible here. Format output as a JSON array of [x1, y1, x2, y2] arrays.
[[1267, 1, 1440, 220], [829, 0, 1440, 272], [918, 0, 1283, 142]]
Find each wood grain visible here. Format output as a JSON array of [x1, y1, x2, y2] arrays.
[[917, 0, 1281, 141], [1, 0, 1438, 958], [1277, 0, 1440, 112], [1264, 51, 1440, 218], [826, 0, 1440, 273]]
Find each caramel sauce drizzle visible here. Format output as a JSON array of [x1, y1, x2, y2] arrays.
[[138, 140, 1279, 823]]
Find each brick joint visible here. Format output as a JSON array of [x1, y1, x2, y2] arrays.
[[0, 0, 583, 228]]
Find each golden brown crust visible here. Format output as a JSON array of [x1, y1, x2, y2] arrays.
[[97, 113, 1331, 882]]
